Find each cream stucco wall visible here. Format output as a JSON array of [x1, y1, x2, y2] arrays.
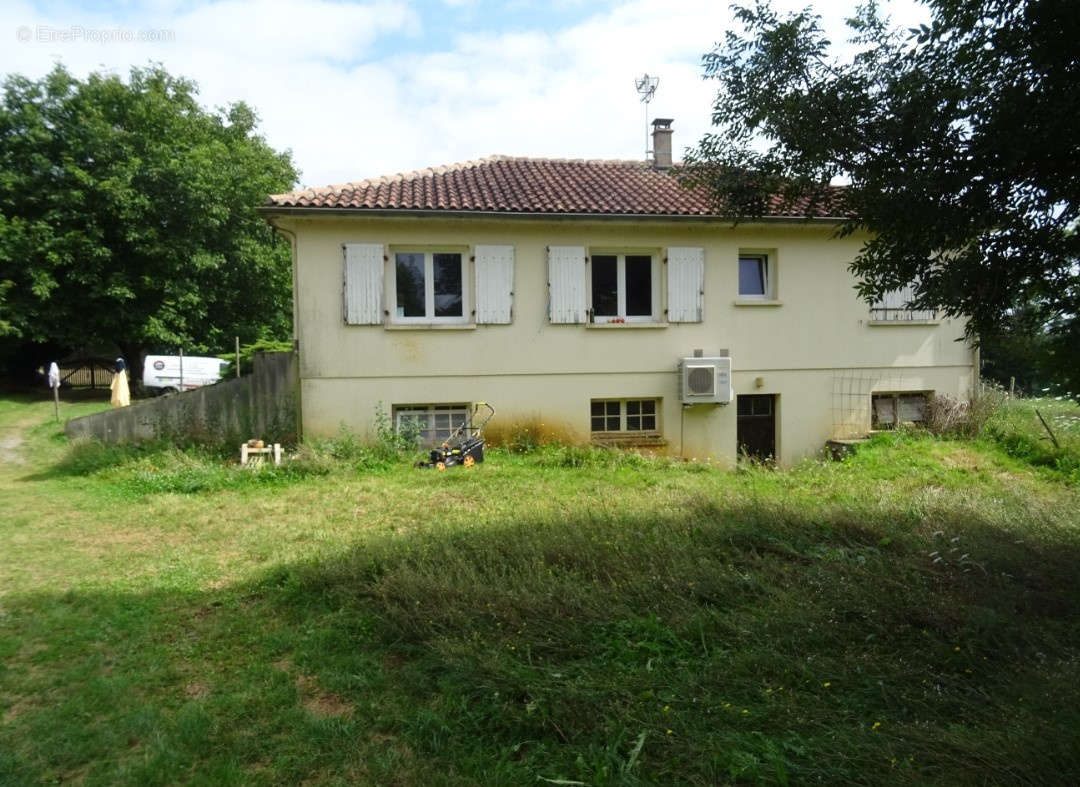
[[272, 214, 976, 466]]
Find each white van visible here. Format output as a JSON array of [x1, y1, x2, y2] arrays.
[[142, 355, 229, 393]]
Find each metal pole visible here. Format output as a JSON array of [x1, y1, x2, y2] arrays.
[[53, 384, 59, 422], [1035, 408, 1061, 450], [236, 336, 240, 377], [179, 348, 184, 392]]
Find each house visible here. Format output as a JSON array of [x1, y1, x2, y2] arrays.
[[259, 120, 977, 466]]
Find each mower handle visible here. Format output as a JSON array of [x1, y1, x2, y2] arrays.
[[470, 401, 495, 430]]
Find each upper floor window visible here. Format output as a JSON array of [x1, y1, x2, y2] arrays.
[[393, 250, 467, 323], [738, 253, 771, 299], [589, 251, 661, 323], [344, 243, 514, 327], [547, 245, 703, 325], [869, 283, 936, 322]]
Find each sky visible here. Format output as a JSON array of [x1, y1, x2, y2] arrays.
[[1, 0, 929, 190]]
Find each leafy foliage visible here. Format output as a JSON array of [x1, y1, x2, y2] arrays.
[[220, 339, 294, 377], [0, 64, 298, 364], [681, 0, 1079, 389], [978, 295, 1079, 398]]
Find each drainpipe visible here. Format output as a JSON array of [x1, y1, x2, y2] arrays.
[[268, 217, 302, 440], [268, 219, 299, 352]]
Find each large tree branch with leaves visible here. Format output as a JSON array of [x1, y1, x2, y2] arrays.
[[0, 64, 299, 371], [681, 0, 1079, 391]]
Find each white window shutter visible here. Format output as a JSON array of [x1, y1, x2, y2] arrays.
[[877, 285, 912, 310], [548, 246, 586, 323], [666, 247, 705, 323], [475, 245, 514, 324], [874, 283, 935, 321], [343, 243, 383, 325]]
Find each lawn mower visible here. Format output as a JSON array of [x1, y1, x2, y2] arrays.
[[415, 401, 495, 470]]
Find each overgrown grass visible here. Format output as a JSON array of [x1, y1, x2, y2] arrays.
[[48, 421, 692, 497], [977, 395, 1080, 482], [1, 395, 1078, 785]]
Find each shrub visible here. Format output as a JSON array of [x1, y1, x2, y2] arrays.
[[220, 339, 293, 377], [927, 384, 1007, 438], [485, 416, 577, 453]]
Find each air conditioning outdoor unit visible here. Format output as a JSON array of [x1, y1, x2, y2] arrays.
[[679, 356, 732, 405]]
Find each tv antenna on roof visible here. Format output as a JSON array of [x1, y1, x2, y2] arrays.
[[634, 73, 659, 162]]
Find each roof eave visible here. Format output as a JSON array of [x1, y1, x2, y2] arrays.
[[257, 206, 848, 224]]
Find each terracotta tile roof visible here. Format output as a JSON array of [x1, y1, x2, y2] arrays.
[[264, 156, 842, 219]]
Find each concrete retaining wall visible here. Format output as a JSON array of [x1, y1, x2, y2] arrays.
[[65, 352, 299, 445]]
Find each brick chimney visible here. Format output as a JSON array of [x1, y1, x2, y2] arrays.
[[651, 118, 673, 169]]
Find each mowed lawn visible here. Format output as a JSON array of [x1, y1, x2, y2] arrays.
[[1, 394, 1079, 785]]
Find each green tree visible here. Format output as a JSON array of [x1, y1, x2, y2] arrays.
[[978, 296, 1079, 397], [0, 64, 298, 371], [681, 0, 1079, 394]]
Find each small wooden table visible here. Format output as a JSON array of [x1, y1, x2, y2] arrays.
[[241, 443, 282, 466]]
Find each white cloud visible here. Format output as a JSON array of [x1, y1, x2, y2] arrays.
[[0, 0, 930, 188]]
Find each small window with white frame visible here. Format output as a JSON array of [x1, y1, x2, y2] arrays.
[[589, 251, 661, 323], [590, 398, 659, 434], [738, 252, 772, 299], [392, 249, 468, 323], [394, 404, 469, 446]]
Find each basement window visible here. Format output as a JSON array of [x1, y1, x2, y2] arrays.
[[394, 404, 468, 446], [871, 392, 930, 429], [590, 399, 659, 433]]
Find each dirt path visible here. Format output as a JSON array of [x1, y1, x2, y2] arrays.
[[0, 428, 25, 464], [0, 404, 53, 469]]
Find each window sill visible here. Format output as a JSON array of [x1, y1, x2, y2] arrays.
[[384, 323, 477, 331], [591, 433, 667, 448], [867, 319, 941, 326], [733, 299, 783, 307], [585, 321, 669, 329]]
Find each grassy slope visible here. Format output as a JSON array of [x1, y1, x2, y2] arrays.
[[0, 395, 1078, 785]]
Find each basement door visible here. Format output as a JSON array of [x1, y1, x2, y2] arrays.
[[737, 394, 776, 462]]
